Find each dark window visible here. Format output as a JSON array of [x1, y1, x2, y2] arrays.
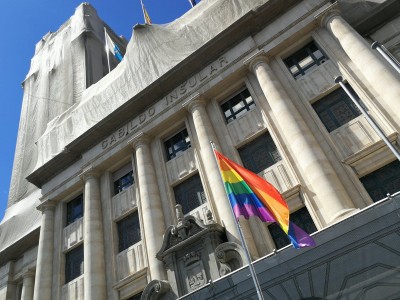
[[313, 85, 362, 132], [284, 41, 328, 79], [164, 129, 191, 161], [114, 170, 134, 195], [268, 207, 317, 249], [16, 284, 22, 300], [66, 195, 83, 226], [360, 160, 400, 202], [221, 89, 256, 123], [117, 211, 141, 252], [127, 292, 143, 300], [173, 174, 207, 215], [238, 133, 282, 174], [65, 245, 84, 283]]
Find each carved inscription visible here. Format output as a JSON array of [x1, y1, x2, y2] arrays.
[[101, 106, 156, 149], [164, 56, 229, 106], [100, 56, 229, 151]]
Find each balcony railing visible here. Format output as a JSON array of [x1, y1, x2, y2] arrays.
[[116, 241, 147, 281], [61, 275, 84, 300], [63, 218, 83, 251], [112, 185, 137, 221]]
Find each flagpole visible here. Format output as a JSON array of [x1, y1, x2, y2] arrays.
[[210, 141, 265, 300], [140, 0, 146, 24], [334, 76, 400, 162], [371, 42, 400, 74], [104, 27, 111, 73]]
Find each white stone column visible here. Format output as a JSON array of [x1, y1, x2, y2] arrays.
[[246, 53, 356, 225], [183, 95, 259, 258], [81, 168, 107, 300], [319, 6, 400, 128], [130, 133, 166, 280], [21, 270, 35, 300], [33, 202, 55, 300]]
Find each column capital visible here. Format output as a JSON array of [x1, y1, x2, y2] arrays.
[[243, 49, 269, 73], [22, 269, 36, 279], [182, 93, 206, 113], [80, 166, 99, 181], [128, 132, 152, 150], [37, 200, 56, 212], [315, 2, 341, 28]]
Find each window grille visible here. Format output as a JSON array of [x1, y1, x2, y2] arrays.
[[127, 292, 143, 300], [284, 41, 328, 79], [65, 245, 84, 283], [360, 160, 400, 202], [117, 211, 141, 252], [268, 207, 317, 249], [221, 89, 256, 123], [66, 195, 83, 226], [114, 170, 134, 195], [238, 133, 282, 174], [164, 129, 191, 161], [173, 174, 206, 215], [313, 85, 362, 132]]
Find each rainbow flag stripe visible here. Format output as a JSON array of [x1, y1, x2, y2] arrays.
[[215, 150, 315, 249]]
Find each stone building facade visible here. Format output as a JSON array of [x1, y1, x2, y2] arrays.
[[1, 0, 400, 299]]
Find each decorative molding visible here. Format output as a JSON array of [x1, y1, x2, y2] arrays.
[[154, 211, 226, 297], [182, 93, 206, 113], [37, 200, 56, 212], [79, 165, 99, 181], [22, 269, 36, 279], [128, 132, 152, 150], [157, 215, 207, 259], [113, 268, 147, 289], [215, 242, 246, 276], [183, 251, 201, 267], [315, 2, 340, 28], [243, 49, 269, 72], [141, 280, 176, 300]]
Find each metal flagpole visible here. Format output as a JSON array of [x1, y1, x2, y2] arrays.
[[371, 41, 400, 74], [335, 76, 400, 162], [210, 141, 265, 300], [104, 27, 111, 73], [140, 0, 146, 24]]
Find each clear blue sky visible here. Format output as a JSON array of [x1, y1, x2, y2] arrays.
[[0, 0, 197, 219]]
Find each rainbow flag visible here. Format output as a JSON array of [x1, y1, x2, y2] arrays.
[[215, 150, 315, 249]]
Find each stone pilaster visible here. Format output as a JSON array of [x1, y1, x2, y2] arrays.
[[318, 4, 400, 129], [182, 94, 259, 258], [80, 167, 107, 300], [245, 52, 355, 225], [129, 133, 167, 280], [33, 201, 56, 300], [21, 270, 35, 300]]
